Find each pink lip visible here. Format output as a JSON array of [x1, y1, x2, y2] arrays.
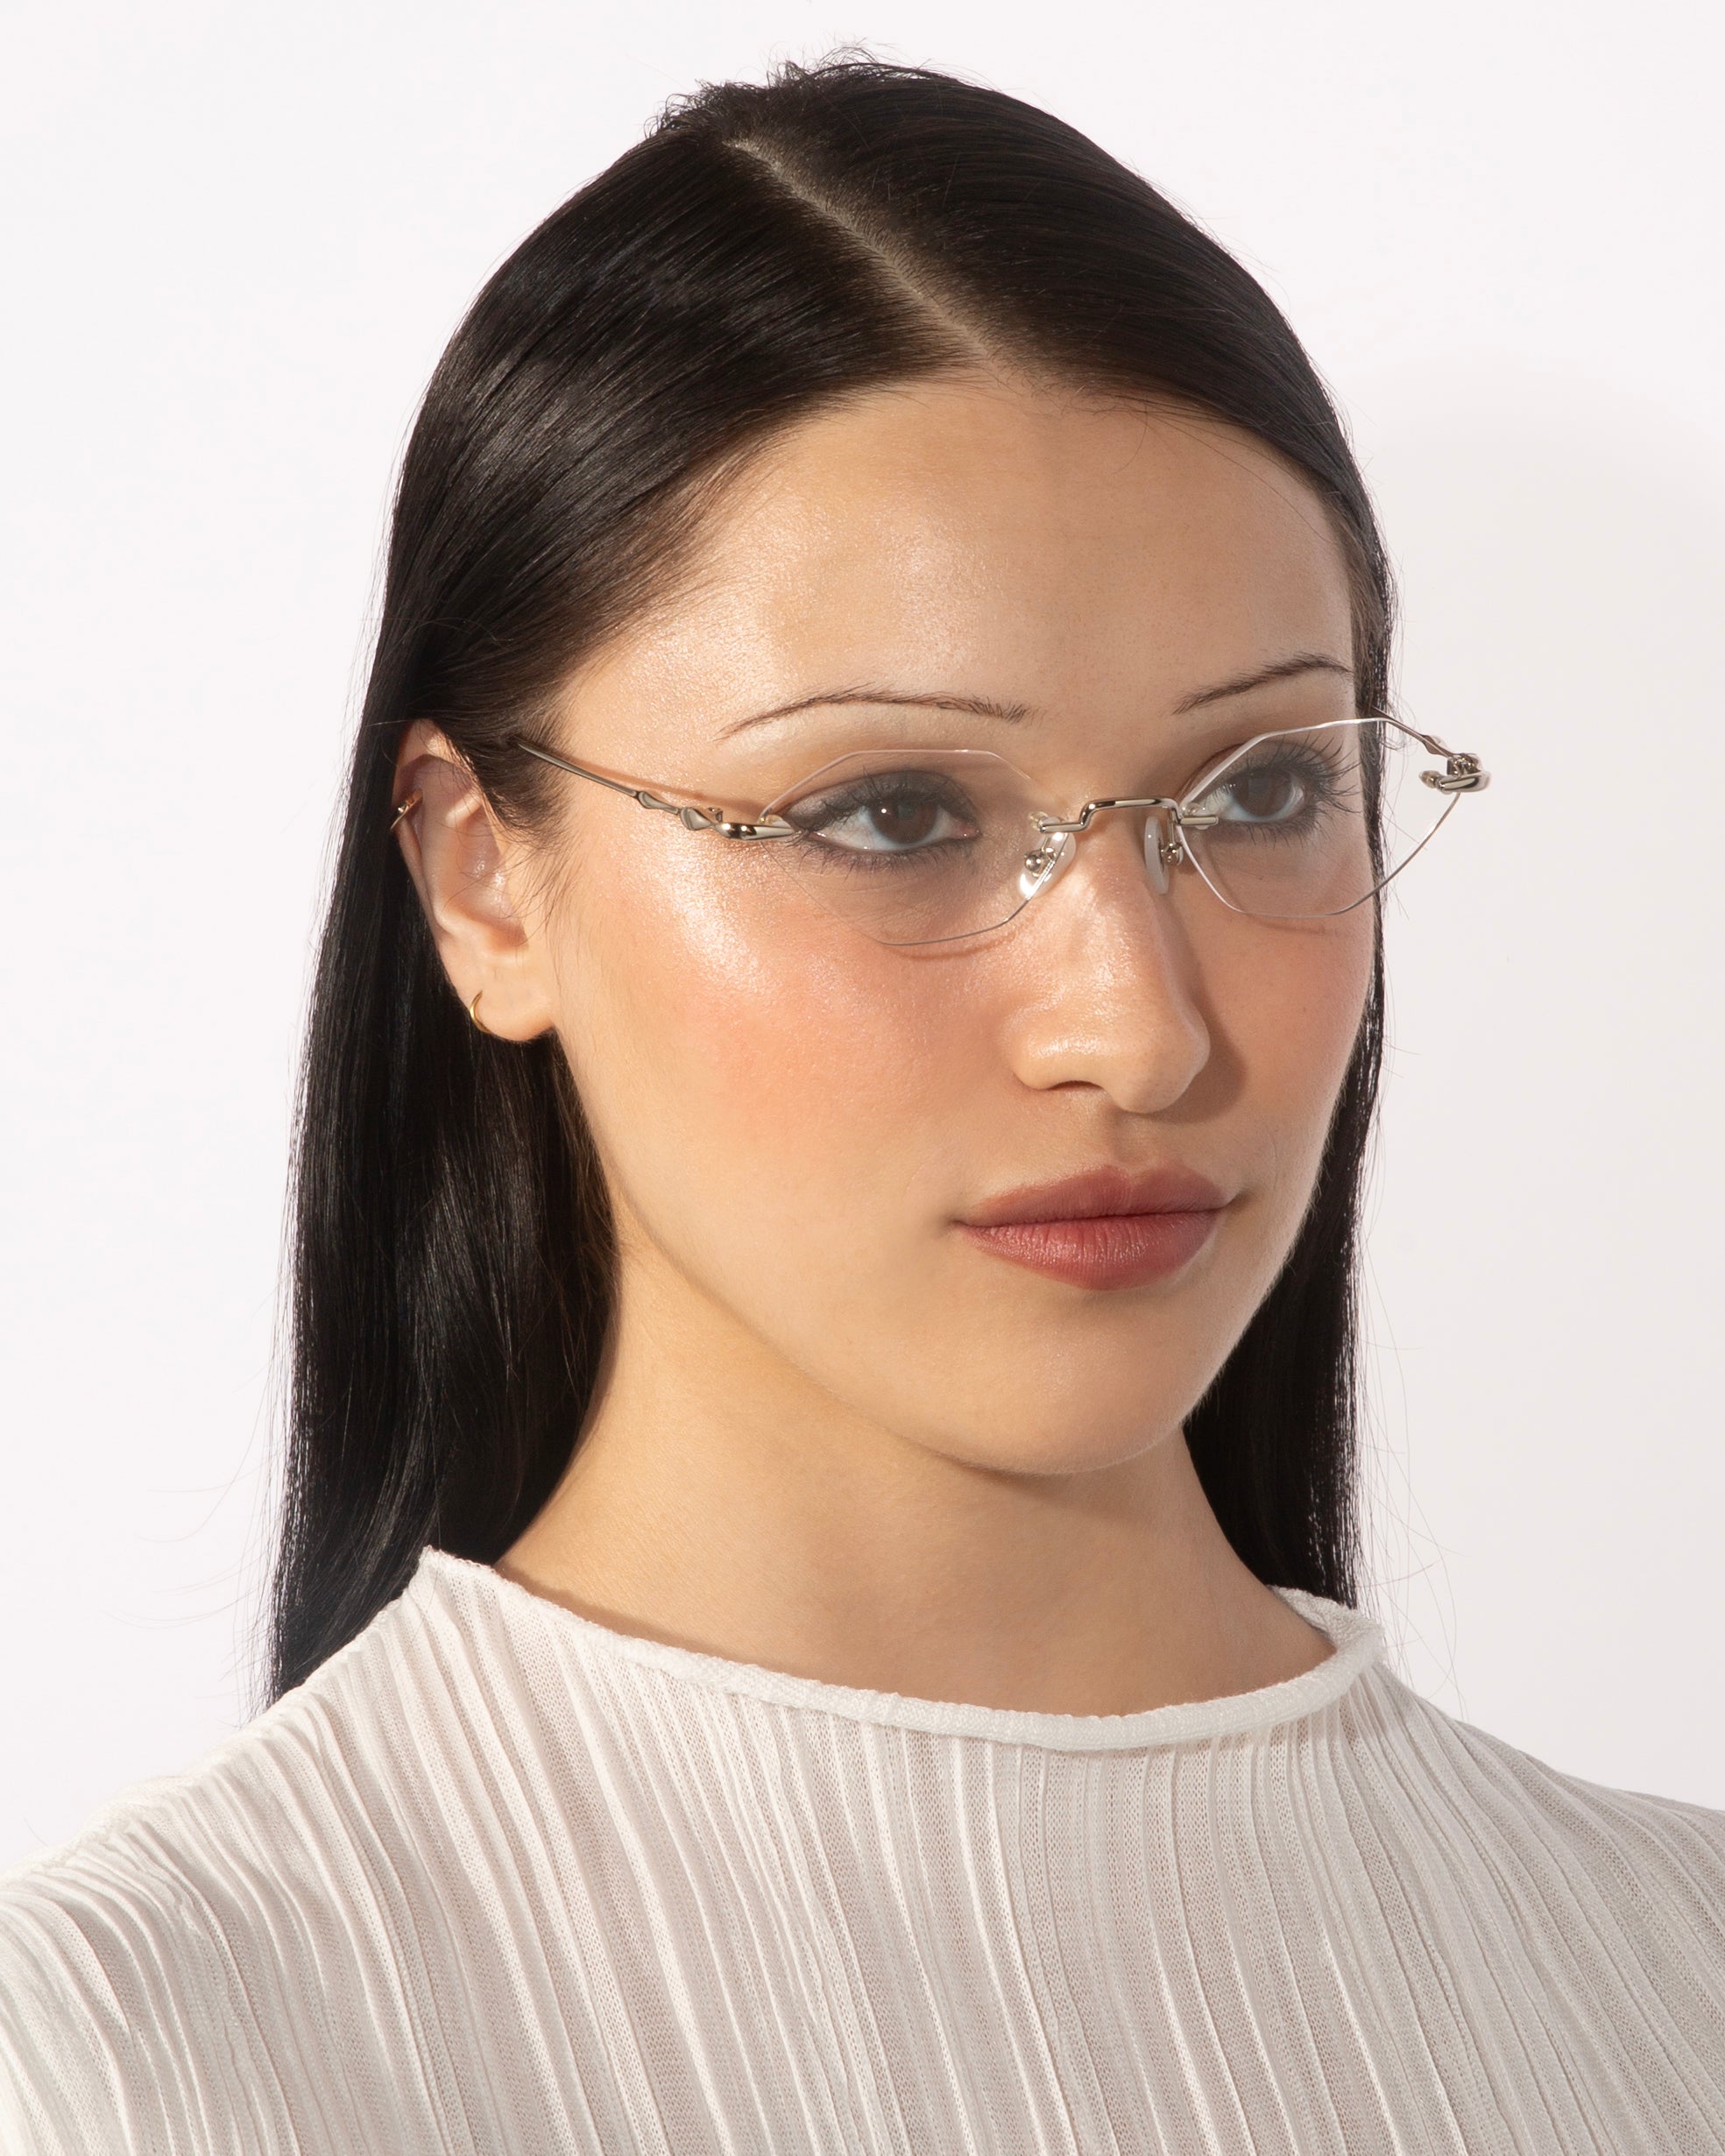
[[957, 1165, 1228, 1290]]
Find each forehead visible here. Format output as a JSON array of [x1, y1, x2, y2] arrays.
[[564, 374, 1354, 758]]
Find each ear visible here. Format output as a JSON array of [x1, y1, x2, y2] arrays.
[[390, 722, 558, 1042]]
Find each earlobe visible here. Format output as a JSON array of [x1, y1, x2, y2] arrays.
[[390, 725, 558, 1042]]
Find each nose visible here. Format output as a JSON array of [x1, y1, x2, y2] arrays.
[[999, 818, 1212, 1113]]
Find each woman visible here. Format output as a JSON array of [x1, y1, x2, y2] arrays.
[[3, 56, 1721, 2155]]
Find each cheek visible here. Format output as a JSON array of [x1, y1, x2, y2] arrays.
[[549, 831, 983, 1275], [1213, 907, 1375, 1203]]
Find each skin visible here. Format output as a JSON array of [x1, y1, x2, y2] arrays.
[[395, 373, 1375, 1716]]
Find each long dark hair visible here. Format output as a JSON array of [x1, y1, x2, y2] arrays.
[[269, 57, 1391, 1700]]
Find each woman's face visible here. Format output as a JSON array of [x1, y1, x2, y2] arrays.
[[486, 376, 1373, 1474]]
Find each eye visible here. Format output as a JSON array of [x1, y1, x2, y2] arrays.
[[1190, 746, 1340, 831], [786, 774, 979, 857], [1218, 762, 1308, 824]]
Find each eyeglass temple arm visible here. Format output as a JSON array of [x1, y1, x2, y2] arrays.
[[509, 735, 797, 840]]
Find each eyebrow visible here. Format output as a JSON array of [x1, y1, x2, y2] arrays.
[[1172, 653, 1354, 712], [715, 653, 1352, 738], [716, 686, 1031, 738]]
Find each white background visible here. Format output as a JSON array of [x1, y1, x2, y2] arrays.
[[3, 0, 1721, 1869]]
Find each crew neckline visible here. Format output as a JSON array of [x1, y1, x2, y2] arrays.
[[414, 1546, 1386, 1754]]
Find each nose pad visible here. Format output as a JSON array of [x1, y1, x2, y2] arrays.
[[1141, 808, 1193, 895], [1142, 811, 1174, 895], [1018, 829, 1076, 901]]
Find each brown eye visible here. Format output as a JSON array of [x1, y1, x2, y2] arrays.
[[1188, 749, 1333, 833], [865, 794, 942, 846], [788, 774, 979, 857], [1225, 766, 1304, 823]]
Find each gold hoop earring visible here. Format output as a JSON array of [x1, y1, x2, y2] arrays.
[[468, 989, 491, 1036], [389, 789, 421, 831]]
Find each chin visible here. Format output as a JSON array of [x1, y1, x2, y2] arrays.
[[894, 1284, 1240, 1473]]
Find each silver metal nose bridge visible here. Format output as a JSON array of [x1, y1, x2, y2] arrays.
[[1023, 795, 1219, 894]]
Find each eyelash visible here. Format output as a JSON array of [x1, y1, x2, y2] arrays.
[[786, 774, 979, 863], [1197, 743, 1352, 824]]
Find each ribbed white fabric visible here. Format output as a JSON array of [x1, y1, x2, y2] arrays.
[[3, 1549, 1723, 2153]]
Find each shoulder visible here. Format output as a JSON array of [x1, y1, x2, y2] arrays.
[[0, 1568, 477, 2155], [1382, 1665, 1725, 1851], [1362, 1665, 1725, 1975]]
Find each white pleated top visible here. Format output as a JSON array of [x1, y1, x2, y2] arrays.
[[3, 1548, 1723, 2154]]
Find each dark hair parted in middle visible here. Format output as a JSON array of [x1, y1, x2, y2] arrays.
[[272, 57, 1391, 1699]]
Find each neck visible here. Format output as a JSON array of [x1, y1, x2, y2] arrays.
[[499, 1249, 1332, 1717]]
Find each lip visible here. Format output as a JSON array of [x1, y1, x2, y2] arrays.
[[957, 1164, 1229, 1291]]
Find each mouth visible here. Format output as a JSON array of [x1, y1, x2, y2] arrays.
[[956, 1164, 1229, 1291]]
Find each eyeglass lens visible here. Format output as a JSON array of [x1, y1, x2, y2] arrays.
[[753, 720, 1456, 946]]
